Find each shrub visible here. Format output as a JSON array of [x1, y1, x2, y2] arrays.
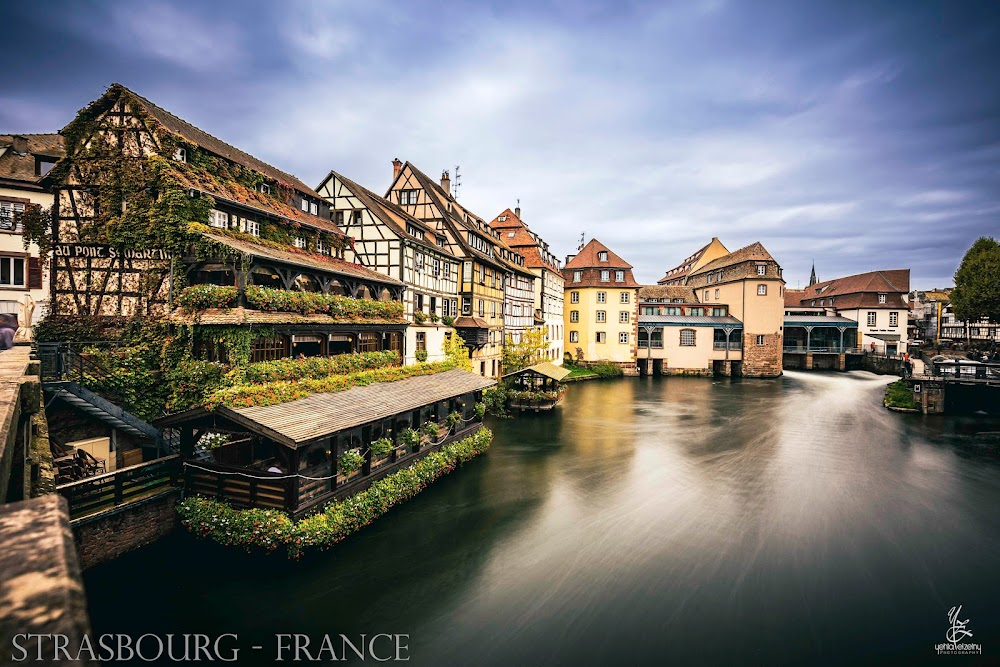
[[224, 350, 399, 385], [884, 380, 918, 410], [441, 315, 455, 326], [483, 384, 510, 417], [447, 411, 462, 427], [399, 428, 420, 448], [415, 349, 428, 362], [245, 286, 404, 321], [370, 437, 393, 457], [176, 284, 238, 310], [591, 362, 624, 378], [338, 449, 365, 475], [474, 402, 486, 419], [176, 427, 493, 558], [421, 422, 440, 439], [166, 359, 226, 411]]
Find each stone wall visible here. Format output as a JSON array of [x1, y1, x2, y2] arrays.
[[742, 332, 783, 377], [861, 355, 903, 376], [72, 489, 179, 570]]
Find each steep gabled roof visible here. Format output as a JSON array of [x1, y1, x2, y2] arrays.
[[564, 238, 633, 270], [689, 242, 776, 277], [657, 237, 729, 284], [488, 208, 560, 272], [0, 133, 65, 186]]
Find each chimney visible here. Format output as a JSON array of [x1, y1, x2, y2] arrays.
[[565, 254, 576, 265], [392, 158, 402, 180], [440, 169, 450, 194], [11, 135, 28, 155], [514, 205, 521, 218]]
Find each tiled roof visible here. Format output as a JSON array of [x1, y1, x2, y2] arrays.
[[562, 239, 641, 287], [637, 314, 743, 326], [657, 239, 715, 284], [168, 307, 406, 326], [565, 238, 633, 270], [201, 232, 402, 285], [790, 269, 910, 309], [0, 133, 65, 185], [784, 289, 808, 308], [638, 285, 696, 301], [453, 316, 490, 329], [488, 208, 560, 272], [689, 242, 776, 277]]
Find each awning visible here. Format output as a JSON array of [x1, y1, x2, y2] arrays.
[[503, 361, 571, 382], [865, 333, 901, 341], [453, 316, 490, 329]]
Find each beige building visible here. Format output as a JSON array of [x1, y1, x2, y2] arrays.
[[563, 239, 640, 374], [0, 133, 64, 336], [489, 207, 564, 364]]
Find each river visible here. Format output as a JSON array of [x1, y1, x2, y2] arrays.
[[84, 371, 1000, 665]]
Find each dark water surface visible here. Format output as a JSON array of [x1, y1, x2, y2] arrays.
[[85, 372, 1000, 665]]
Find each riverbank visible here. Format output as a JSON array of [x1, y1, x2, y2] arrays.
[[883, 379, 919, 412]]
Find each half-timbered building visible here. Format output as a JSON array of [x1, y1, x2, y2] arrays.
[[386, 160, 534, 378], [49, 83, 406, 362], [0, 133, 64, 336], [315, 170, 459, 365]]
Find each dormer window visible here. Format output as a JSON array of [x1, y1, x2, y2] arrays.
[[615, 271, 624, 282], [407, 224, 423, 238], [600, 270, 609, 282], [301, 199, 309, 212], [173, 147, 186, 163], [310, 202, 319, 216], [208, 209, 229, 229], [259, 183, 271, 195], [497, 215, 507, 222], [598, 251, 608, 262], [507, 231, 515, 238], [573, 271, 582, 283], [317, 239, 330, 255], [35, 157, 57, 176], [878, 293, 887, 304], [294, 237, 306, 249], [757, 264, 766, 275]]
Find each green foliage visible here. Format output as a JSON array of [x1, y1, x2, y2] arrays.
[[224, 351, 399, 385], [193, 326, 271, 367], [951, 237, 1000, 326], [370, 437, 393, 458], [177, 428, 493, 558], [207, 359, 458, 408], [884, 380, 918, 410], [338, 449, 365, 475], [245, 286, 405, 320], [503, 327, 550, 373], [421, 421, 440, 439], [79, 345, 168, 422], [509, 389, 560, 402], [176, 284, 238, 310], [198, 433, 230, 451], [483, 384, 510, 418], [591, 362, 624, 378], [415, 349, 428, 362], [447, 411, 462, 427], [165, 360, 226, 411], [442, 333, 473, 371], [399, 428, 420, 448], [441, 315, 455, 326], [413, 311, 427, 324], [474, 402, 486, 419], [34, 316, 117, 343]]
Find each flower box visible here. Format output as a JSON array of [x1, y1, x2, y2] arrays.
[[371, 455, 391, 471], [336, 469, 361, 486]]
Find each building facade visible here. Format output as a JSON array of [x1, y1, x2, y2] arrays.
[[910, 288, 1000, 345], [563, 239, 640, 373], [785, 269, 910, 355], [316, 170, 459, 365], [489, 207, 564, 364], [0, 133, 64, 336], [386, 161, 531, 378]]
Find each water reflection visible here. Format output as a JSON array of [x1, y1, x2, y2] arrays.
[[85, 372, 1000, 665]]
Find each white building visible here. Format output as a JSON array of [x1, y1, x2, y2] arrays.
[[0, 133, 64, 337]]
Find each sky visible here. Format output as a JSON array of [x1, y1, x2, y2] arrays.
[[2, 0, 998, 288]]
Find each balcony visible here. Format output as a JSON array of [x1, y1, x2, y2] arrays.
[[637, 341, 663, 349], [713, 342, 741, 350]]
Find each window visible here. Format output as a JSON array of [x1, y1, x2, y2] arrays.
[[173, 147, 186, 162], [680, 329, 696, 346], [301, 199, 309, 212], [715, 289, 719, 299], [259, 183, 271, 195], [35, 157, 56, 176], [242, 218, 260, 237], [620, 292, 630, 303], [596, 310, 606, 322], [208, 209, 229, 229], [619, 332, 629, 344], [757, 264, 766, 276], [462, 296, 472, 315], [478, 299, 485, 317], [491, 301, 497, 319], [689, 307, 705, 316], [570, 311, 579, 322], [573, 271, 582, 283], [310, 202, 319, 216], [867, 312, 876, 327], [878, 293, 887, 304], [399, 189, 419, 206], [317, 239, 330, 255], [335, 211, 345, 226], [570, 291, 580, 304], [294, 236, 306, 249], [0, 256, 25, 287], [598, 251, 608, 262], [619, 311, 629, 323], [0, 201, 26, 231], [507, 231, 515, 238], [596, 332, 606, 343], [704, 290, 710, 300], [251, 335, 286, 362], [462, 262, 472, 284], [712, 307, 726, 316], [756, 335, 766, 346], [889, 312, 898, 327], [569, 331, 579, 343], [416, 332, 426, 352], [600, 270, 609, 282], [757, 284, 767, 296], [353, 210, 362, 225], [597, 292, 606, 303], [665, 307, 682, 316], [615, 270, 624, 282]]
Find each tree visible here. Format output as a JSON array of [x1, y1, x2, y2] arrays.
[[502, 327, 550, 373], [442, 332, 472, 371], [951, 237, 1000, 328]]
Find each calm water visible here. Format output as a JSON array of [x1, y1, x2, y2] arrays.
[[85, 372, 1000, 665]]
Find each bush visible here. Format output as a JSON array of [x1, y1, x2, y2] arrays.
[[338, 449, 364, 475], [176, 284, 238, 310], [245, 286, 404, 321], [177, 427, 493, 558], [483, 384, 510, 417], [224, 350, 399, 385], [370, 437, 393, 457], [884, 380, 918, 410], [421, 422, 440, 439], [591, 362, 624, 378], [441, 315, 455, 326], [399, 428, 420, 448], [474, 402, 486, 419], [166, 359, 226, 411], [415, 349, 428, 362]]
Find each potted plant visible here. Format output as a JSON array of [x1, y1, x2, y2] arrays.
[[421, 421, 440, 443], [415, 349, 428, 362], [447, 411, 462, 429], [399, 427, 420, 453], [369, 437, 393, 470], [337, 449, 364, 485], [474, 402, 486, 420]]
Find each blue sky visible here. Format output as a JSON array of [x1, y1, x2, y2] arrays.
[[3, 0, 998, 288]]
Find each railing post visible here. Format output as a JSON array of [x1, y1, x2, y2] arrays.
[[114, 472, 124, 505]]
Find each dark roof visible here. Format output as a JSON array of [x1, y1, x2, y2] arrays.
[[565, 238, 633, 269], [201, 232, 402, 285], [637, 314, 743, 326], [453, 316, 490, 329], [790, 269, 911, 309], [231, 369, 495, 446], [0, 134, 65, 186], [689, 242, 776, 277], [168, 307, 406, 326]]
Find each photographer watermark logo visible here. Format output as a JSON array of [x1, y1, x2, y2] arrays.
[[935, 605, 982, 656]]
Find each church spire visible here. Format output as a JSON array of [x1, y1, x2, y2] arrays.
[[808, 261, 817, 287]]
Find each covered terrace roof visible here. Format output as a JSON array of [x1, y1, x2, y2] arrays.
[[503, 361, 571, 383]]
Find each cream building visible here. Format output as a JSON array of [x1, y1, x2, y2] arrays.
[[0, 133, 64, 337], [563, 239, 640, 374]]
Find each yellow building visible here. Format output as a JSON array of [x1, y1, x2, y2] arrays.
[[563, 239, 640, 374]]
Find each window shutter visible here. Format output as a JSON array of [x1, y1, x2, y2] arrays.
[[28, 257, 42, 289]]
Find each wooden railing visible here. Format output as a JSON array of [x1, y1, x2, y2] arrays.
[[183, 462, 294, 512], [58, 455, 181, 522]]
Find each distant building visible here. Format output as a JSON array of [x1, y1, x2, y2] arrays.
[[489, 207, 564, 364], [785, 269, 910, 355], [0, 133, 64, 335], [563, 239, 640, 374], [910, 288, 1000, 344]]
